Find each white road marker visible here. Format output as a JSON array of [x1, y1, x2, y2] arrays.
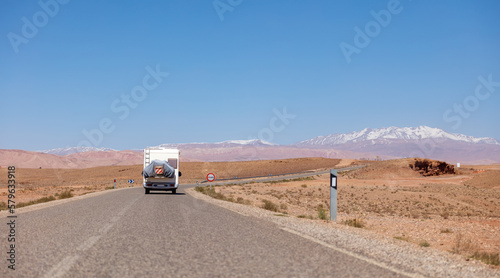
[[77, 236, 101, 252], [42, 194, 141, 277], [42, 255, 79, 278], [99, 222, 113, 234]]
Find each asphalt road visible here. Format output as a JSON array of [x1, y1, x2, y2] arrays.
[[0, 185, 406, 277], [198, 165, 365, 187]]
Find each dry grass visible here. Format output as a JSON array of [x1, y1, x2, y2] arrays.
[[236, 197, 252, 205], [58, 190, 73, 199], [394, 236, 410, 242], [342, 218, 365, 228], [261, 199, 280, 212], [471, 251, 500, 266], [17, 195, 56, 208], [194, 186, 232, 202], [419, 240, 430, 247], [451, 233, 476, 255], [317, 207, 327, 220]]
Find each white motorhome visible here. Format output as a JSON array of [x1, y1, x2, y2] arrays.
[[143, 148, 180, 194]]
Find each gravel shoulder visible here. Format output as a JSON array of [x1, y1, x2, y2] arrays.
[[187, 188, 500, 278]]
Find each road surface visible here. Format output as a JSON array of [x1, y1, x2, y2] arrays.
[[198, 165, 365, 186], [0, 185, 407, 277]]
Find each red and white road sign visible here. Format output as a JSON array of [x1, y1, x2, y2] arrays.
[[155, 166, 163, 175], [206, 173, 215, 182]]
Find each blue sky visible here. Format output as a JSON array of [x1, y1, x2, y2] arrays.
[[1, 0, 499, 151]]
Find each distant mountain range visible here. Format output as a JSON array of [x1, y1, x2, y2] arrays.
[[293, 126, 500, 165], [38, 146, 116, 156], [3, 126, 499, 168], [157, 139, 277, 149], [295, 126, 499, 146]]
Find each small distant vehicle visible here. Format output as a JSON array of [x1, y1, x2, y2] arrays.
[[142, 148, 181, 194]]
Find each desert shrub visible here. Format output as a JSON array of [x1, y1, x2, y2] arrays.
[[58, 190, 73, 199], [236, 197, 251, 205], [195, 186, 230, 201], [440, 211, 450, 219], [419, 240, 430, 247], [471, 252, 500, 266], [17, 196, 56, 208], [441, 228, 452, 233], [206, 189, 227, 201], [0, 201, 8, 211], [342, 218, 365, 228], [410, 159, 455, 176], [413, 159, 430, 172], [280, 203, 288, 210], [451, 233, 475, 255], [261, 199, 279, 212], [317, 208, 327, 220]]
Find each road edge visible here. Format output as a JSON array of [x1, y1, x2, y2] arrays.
[[0, 187, 137, 217]]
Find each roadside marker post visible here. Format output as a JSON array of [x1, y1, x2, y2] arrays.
[[114, 179, 116, 189], [330, 169, 337, 221], [207, 173, 215, 189]]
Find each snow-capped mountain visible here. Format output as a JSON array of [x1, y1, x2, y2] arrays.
[[296, 126, 500, 146], [156, 139, 275, 149], [38, 146, 116, 156], [293, 126, 500, 164], [216, 139, 276, 146]]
